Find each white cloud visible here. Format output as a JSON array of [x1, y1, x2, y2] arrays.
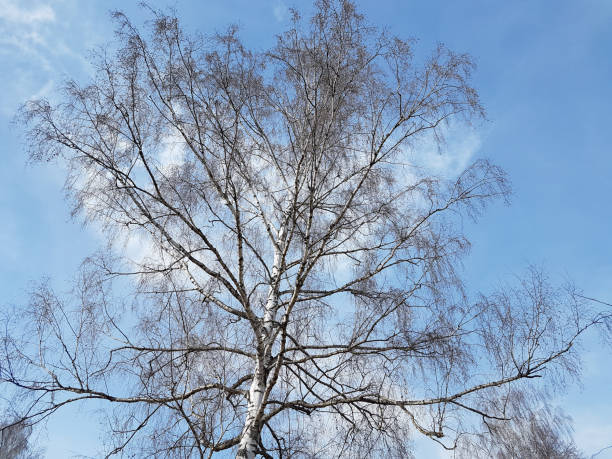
[[157, 132, 186, 175], [121, 228, 159, 266], [411, 122, 482, 178], [0, 0, 95, 115], [0, 0, 55, 24], [273, 1, 288, 22]]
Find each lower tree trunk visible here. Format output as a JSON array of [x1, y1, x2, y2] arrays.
[[236, 356, 267, 458], [237, 229, 283, 458]]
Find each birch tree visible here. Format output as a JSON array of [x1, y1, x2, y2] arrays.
[[0, 416, 42, 459], [2, 1, 610, 457], [456, 391, 584, 458]]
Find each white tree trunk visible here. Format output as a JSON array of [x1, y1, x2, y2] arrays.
[[236, 229, 284, 458], [236, 356, 268, 458]]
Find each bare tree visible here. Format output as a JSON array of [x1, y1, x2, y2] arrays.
[[2, 1, 610, 457], [456, 390, 584, 459], [0, 415, 42, 459]]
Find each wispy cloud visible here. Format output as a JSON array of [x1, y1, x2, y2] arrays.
[[412, 122, 482, 178], [0, 0, 55, 24], [0, 0, 95, 115], [273, 1, 288, 22], [157, 133, 186, 175]]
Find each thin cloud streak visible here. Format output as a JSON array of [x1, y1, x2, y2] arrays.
[[0, 0, 55, 24], [273, 1, 288, 22], [0, 0, 93, 115]]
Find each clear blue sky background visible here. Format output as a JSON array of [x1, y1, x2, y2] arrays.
[[1, 0, 611, 457]]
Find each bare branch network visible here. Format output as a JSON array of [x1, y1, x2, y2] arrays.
[[2, 1, 608, 457]]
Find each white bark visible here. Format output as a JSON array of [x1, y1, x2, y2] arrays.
[[236, 228, 284, 458], [236, 359, 267, 458]]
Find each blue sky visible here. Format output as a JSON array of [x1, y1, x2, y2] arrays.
[[1, 0, 611, 457]]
